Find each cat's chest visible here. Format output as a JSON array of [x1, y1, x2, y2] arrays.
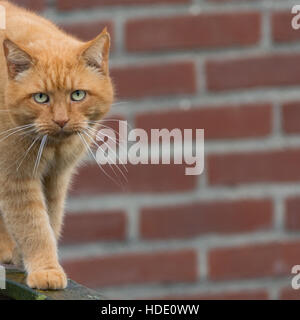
[[45, 137, 85, 171]]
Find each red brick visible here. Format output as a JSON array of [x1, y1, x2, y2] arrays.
[[285, 197, 300, 231], [140, 199, 273, 240], [111, 62, 196, 99], [206, 54, 300, 91], [71, 163, 197, 195], [208, 149, 300, 186], [209, 241, 300, 281], [150, 289, 269, 300], [57, 0, 190, 11], [279, 287, 300, 300], [282, 101, 300, 134], [63, 249, 197, 287], [60, 21, 114, 42], [272, 11, 300, 43], [126, 12, 261, 52], [61, 211, 127, 244], [12, 0, 45, 11], [135, 103, 272, 140]]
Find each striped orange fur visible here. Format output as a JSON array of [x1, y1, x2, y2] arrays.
[[0, 1, 113, 289]]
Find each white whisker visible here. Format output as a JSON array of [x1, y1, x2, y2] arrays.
[[17, 136, 40, 171], [0, 125, 35, 143], [88, 123, 121, 137], [77, 132, 124, 189], [85, 127, 128, 173], [112, 101, 128, 107], [88, 119, 133, 131], [33, 135, 47, 176], [0, 124, 34, 137], [83, 131, 119, 180], [83, 130, 128, 183]]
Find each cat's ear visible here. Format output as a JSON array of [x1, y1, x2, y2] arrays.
[[80, 28, 110, 75], [3, 39, 33, 79]]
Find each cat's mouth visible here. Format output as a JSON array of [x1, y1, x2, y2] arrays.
[[54, 130, 73, 137], [35, 124, 85, 139], [48, 130, 77, 140]]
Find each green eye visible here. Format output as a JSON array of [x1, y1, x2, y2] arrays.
[[71, 90, 86, 102], [33, 93, 49, 104]]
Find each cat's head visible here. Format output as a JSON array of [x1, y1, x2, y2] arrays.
[[2, 28, 114, 140]]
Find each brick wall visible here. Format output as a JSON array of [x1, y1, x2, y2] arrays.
[[13, 0, 300, 299]]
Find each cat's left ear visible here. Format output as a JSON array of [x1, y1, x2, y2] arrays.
[[80, 28, 110, 75], [3, 39, 34, 79]]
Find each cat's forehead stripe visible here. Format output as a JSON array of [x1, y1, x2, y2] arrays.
[[41, 65, 78, 91]]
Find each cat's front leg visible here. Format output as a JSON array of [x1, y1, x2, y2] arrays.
[[43, 169, 73, 240], [0, 177, 67, 290]]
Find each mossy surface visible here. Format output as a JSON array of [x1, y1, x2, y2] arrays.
[[0, 266, 104, 300]]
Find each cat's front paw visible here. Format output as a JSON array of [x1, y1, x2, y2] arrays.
[[27, 268, 67, 290]]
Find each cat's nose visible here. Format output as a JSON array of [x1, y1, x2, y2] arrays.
[[53, 119, 69, 128]]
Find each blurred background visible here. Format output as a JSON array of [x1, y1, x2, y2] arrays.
[[12, 0, 300, 299]]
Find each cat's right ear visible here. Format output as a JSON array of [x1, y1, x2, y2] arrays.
[[3, 39, 33, 79], [80, 28, 111, 76]]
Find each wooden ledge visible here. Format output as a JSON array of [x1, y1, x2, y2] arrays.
[[0, 265, 104, 300]]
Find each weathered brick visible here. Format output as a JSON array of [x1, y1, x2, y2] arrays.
[[61, 211, 127, 244], [111, 62, 196, 99], [272, 11, 300, 43], [126, 12, 261, 52], [279, 287, 300, 300], [208, 149, 300, 185], [140, 199, 273, 239], [71, 163, 197, 195], [135, 103, 272, 140], [57, 0, 190, 11], [206, 54, 300, 91], [12, 0, 45, 11], [209, 241, 300, 280], [285, 197, 300, 231], [282, 101, 300, 134], [63, 249, 197, 287], [60, 21, 114, 42]]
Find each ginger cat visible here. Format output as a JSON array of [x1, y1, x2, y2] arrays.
[[0, 1, 113, 289]]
